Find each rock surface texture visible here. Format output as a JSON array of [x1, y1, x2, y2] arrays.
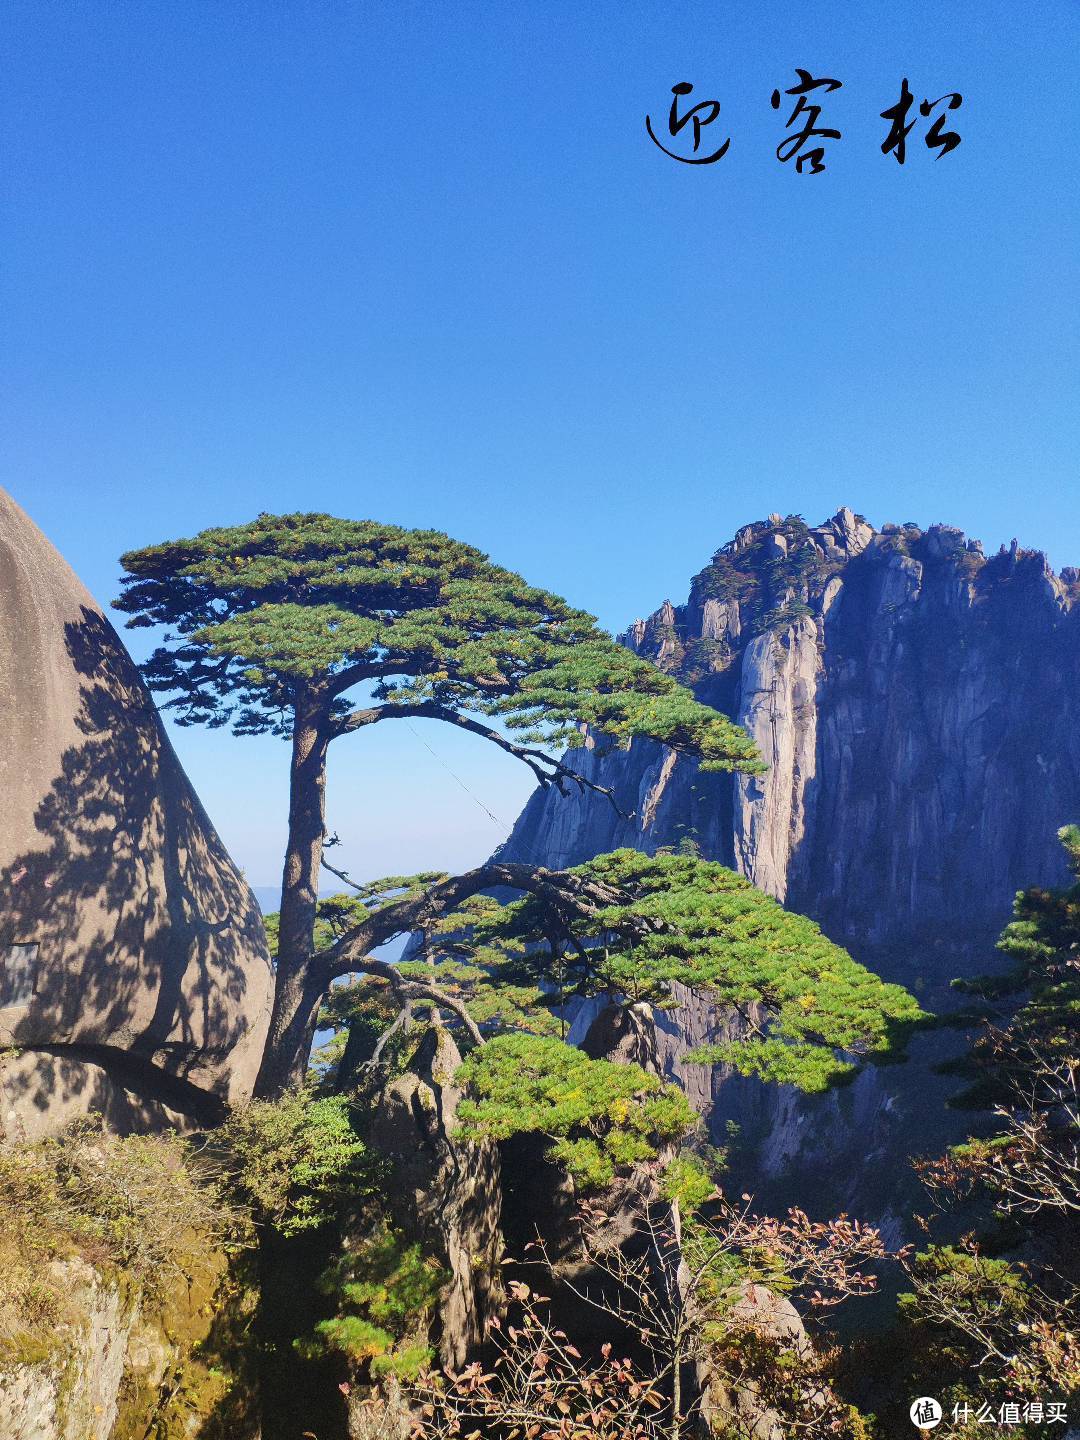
[[0, 488, 274, 1136], [0, 1259, 134, 1440], [0, 1251, 246, 1440], [368, 1024, 504, 1369], [501, 509, 1080, 1217]]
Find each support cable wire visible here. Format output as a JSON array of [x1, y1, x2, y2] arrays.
[[402, 719, 563, 870]]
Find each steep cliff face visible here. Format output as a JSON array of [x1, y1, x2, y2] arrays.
[[0, 1259, 135, 1440], [0, 1251, 248, 1440], [501, 509, 1080, 1215]]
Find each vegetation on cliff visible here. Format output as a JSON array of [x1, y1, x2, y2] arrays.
[[0, 508, 1053, 1438], [265, 841, 924, 1200], [0, 1117, 250, 1439], [888, 825, 1080, 1427], [0, 1119, 228, 1364], [4, 829, 1074, 1438]]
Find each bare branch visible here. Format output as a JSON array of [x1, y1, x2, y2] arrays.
[[365, 1000, 414, 1070], [330, 699, 631, 816], [316, 862, 644, 982]]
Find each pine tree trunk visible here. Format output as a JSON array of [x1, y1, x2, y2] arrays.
[[254, 691, 332, 1098], [253, 966, 328, 1099]]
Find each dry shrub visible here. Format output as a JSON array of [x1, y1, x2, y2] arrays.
[[0, 1118, 233, 1361]]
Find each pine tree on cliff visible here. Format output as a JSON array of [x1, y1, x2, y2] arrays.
[[114, 513, 764, 1095]]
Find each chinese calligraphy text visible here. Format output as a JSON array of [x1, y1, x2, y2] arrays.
[[647, 73, 963, 171]]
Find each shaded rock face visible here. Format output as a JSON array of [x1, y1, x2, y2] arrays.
[[0, 1048, 198, 1141], [369, 1025, 503, 1369], [0, 489, 274, 1134], [501, 509, 1080, 1216], [579, 999, 661, 1072]]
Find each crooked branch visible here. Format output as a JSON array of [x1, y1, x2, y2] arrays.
[[314, 860, 645, 983], [331, 699, 631, 816]]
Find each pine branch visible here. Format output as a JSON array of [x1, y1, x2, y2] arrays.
[[332, 700, 631, 815]]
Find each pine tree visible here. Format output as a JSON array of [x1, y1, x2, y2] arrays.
[[895, 826, 1080, 1414], [296, 849, 925, 1186], [114, 513, 763, 1093]]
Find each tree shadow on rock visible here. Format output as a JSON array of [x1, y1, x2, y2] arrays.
[[0, 608, 271, 1131]]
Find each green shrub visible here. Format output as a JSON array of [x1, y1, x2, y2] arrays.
[[299, 1223, 445, 1381], [218, 1090, 375, 1236]]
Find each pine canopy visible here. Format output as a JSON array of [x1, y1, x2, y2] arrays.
[[327, 849, 927, 1096], [949, 823, 1080, 1104], [991, 823, 1080, 1051], [114, 512, 762, 773], [455, 1033, 697, 1189]]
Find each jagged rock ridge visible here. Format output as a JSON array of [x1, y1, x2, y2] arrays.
[[501, 508, 1080, 1216]]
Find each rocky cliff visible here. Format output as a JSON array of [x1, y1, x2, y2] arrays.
[[501, 509, 1080, 1220], [0, 1238, 254, 1440]]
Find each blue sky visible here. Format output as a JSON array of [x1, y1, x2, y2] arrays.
[[3, 1, 1078, 889]]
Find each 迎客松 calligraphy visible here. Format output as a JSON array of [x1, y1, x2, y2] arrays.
[[646, 73, 962, 170]]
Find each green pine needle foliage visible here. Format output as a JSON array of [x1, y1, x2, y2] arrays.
[[114, 512, 762, 770], [310, 853, 925, 1113], [993, 822, 1080, 1048], [949, 822, 1080, 1103], [298, 1224, 444, 1380], [311, 850, 925, 1164], [455, 1033, 697, 1188], [444, 850, 927, 1093]]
